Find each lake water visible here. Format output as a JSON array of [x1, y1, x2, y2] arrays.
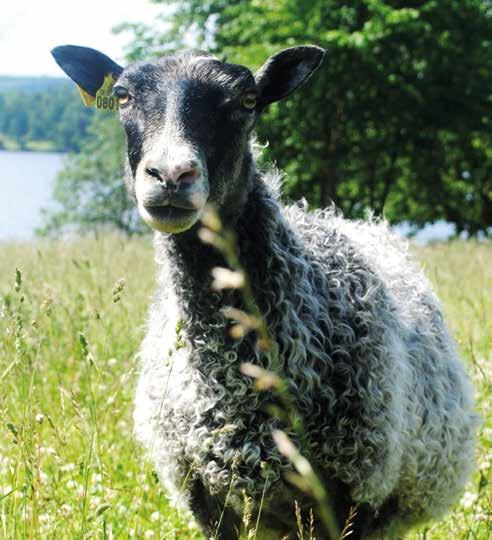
[[0, 150, 455, 243], [0, 150, 65, 239]]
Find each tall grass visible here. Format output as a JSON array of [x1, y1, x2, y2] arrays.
[[0, 235, 490, 539]]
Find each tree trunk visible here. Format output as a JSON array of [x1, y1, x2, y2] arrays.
[[320, 90, 344, 209], [319, 160, 339, 208]]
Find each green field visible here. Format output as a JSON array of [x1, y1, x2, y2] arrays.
[[0, 236, 490, 539]]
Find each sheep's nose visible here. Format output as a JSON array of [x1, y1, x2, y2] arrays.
[[145, 160, 200, 187]]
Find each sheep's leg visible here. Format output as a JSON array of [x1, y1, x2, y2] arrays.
[[364, 496, 400, 539], [338, 497, 404, 540], [342, 503, 375, 539], [188, 477, 241, 539], [293, 502, 373, 540], [304, 478, 376, 540]]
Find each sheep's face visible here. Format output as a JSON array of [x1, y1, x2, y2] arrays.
[[51, 45, 325, 233], [116, 53, 259, 233]]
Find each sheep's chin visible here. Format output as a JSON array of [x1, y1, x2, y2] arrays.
[[138, 205, 202, 233]]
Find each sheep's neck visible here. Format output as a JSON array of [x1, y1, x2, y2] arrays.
[[161, 178, 279, 325]]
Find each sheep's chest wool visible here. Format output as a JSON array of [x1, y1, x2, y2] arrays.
[[51, 43, 478, 539], [134, 181, 477, 537]]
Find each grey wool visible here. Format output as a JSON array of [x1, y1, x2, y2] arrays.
[[134, 170, 477, 538]]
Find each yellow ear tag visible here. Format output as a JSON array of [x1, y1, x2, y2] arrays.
[[94, 74, 119, 112], [77, 86, 96, 107]]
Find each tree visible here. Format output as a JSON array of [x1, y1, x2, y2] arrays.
[[37, 113, 146, 236], [0, 85, 93, 152], [42, 0, 492, 236], [142, 0, 492, 235]]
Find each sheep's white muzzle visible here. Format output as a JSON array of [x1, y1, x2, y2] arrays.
[[135, 145, 209, 233]]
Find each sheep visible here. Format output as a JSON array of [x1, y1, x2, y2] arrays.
[[52, 44, 478, 539]]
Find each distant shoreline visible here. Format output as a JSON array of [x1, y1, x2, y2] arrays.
[[0, 133, 61, 153], [0, 75, 92, 154], [0, 148, 65, 156]]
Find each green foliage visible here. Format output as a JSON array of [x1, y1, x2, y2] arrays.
[[0, 75, 67, 93], [0, 84, 93, 152], [144, 0, 492, 236], [37, 114, 146, 236], [44, 0, 492, 236], [0, 237, 490, 537]]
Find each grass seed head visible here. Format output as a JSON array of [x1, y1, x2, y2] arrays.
[[211, 267, 245, 290], [201, 205, 222, 232], [14, 268, 22, 292], [240, 362, 280, 390]]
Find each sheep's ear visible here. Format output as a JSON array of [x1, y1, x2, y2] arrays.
[[51, 45, 123, 99], [255, 45, 325, 108]]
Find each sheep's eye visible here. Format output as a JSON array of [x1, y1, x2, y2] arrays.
[[114, 86, 130, 106], [240, 93, 257, 110]]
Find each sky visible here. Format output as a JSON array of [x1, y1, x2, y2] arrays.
[[0, 0, 165, 76]]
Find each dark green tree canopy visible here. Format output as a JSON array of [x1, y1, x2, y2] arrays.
[[38, 114, 145, 236], [0, 84, 93, 152], [41, 0, 492, 237]]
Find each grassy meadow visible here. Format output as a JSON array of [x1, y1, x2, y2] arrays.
[[0, 235, 490, 539]]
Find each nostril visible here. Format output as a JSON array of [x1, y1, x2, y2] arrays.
[[145, 160, 200, 186], [146, 167, 163, 182], [177, 166, 200, 185]]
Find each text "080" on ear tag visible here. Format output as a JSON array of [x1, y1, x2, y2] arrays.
[[95, 74, 119, 112]]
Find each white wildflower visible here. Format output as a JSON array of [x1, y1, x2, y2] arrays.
[[460, 491, 478, 509], [39, 471, 49, 484], [60, 503, 72, 517], [150, 511, 160, 522]]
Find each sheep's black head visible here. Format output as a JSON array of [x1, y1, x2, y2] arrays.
[[52, 45, 324, 233]]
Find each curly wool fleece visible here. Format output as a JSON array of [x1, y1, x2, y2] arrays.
[[134, 172, 477, 536]]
